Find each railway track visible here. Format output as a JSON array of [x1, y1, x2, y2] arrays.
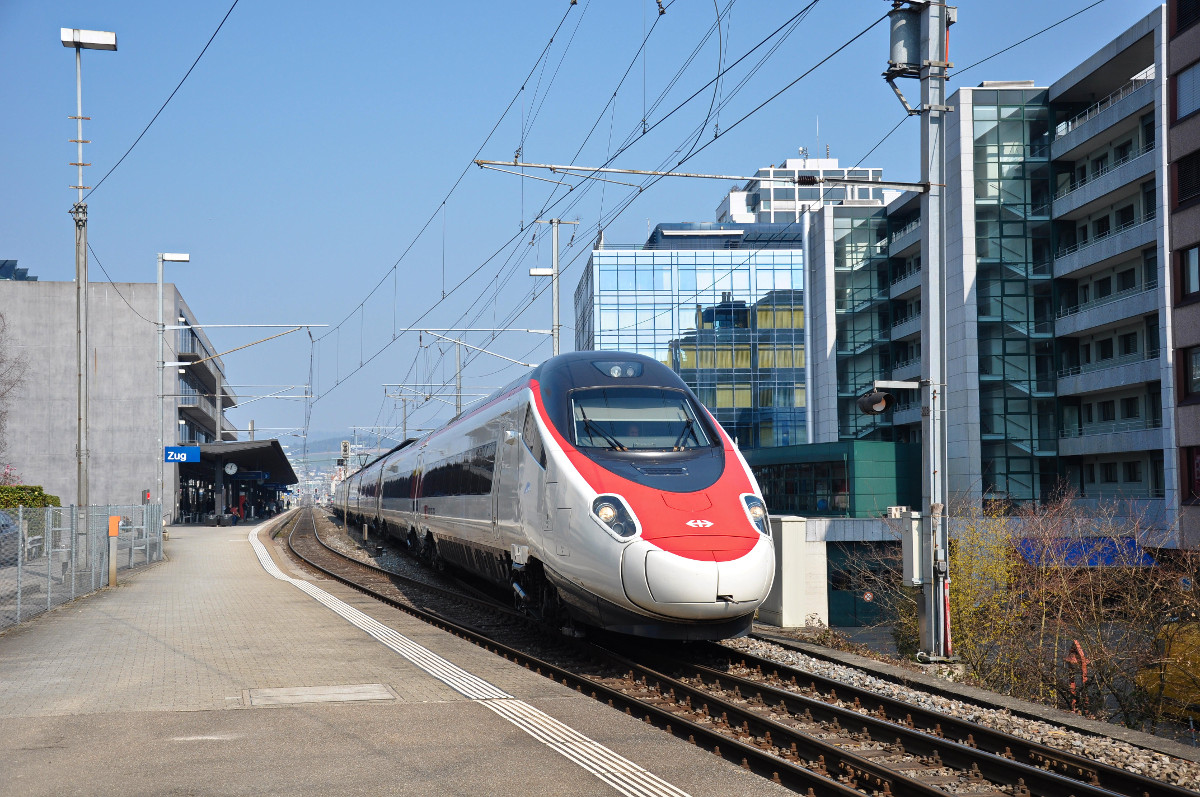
[[283, 507, 1197, 797]]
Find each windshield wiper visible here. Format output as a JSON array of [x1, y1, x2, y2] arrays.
[[578, 407, 626, 451], [672, 417, 695, 451]]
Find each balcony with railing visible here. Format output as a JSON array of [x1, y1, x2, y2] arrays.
[[1052, 67, 1155, 146], [887, 218, 921, 256], [889, 314, 921, 341], [1054, 280, 1158, 336], [1056, 349, 1160, 396], [1052, 211, 1157, 277], [1053, 142, 1154, 200], [890, 265, 921, 298], [1060, 418, 1164, 455], [890, 356, 922, 381]]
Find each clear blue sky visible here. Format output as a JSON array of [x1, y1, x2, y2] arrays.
[[0, 0, 1163, 465]]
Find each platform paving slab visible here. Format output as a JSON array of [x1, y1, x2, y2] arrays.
[[0, 517, 793, 797]]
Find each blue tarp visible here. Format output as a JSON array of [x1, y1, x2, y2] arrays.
[[1015, 536, 1156, 567]]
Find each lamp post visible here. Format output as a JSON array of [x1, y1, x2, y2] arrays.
[[158, 252, 190, 519], [61, 27, 116, 514]]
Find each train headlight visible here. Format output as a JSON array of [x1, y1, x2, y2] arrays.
[[592, 495, 638, 538], [741, 495, 769, 536]]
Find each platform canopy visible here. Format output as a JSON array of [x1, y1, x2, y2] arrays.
[[198, 440, 298, 486]]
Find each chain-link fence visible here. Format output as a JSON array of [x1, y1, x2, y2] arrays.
[[0, 504, 163, 631]]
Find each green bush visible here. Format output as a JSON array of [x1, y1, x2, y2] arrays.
[[0, 485, 62, 509]]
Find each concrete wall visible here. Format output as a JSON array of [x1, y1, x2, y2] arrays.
[[757, 516, 829, 628], [944, 86, 984, 503], [0, 281, 228, 518]]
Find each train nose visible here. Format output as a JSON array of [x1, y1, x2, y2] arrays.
[[620, 537, 774, 620]]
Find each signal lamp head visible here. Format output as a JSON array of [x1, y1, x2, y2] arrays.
[[856, 390, 894, 415]]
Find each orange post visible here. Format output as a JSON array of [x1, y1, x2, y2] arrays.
[[108, 515, 119, 586]]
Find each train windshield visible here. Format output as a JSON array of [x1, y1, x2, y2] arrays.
[[570, 388, 713, 451]]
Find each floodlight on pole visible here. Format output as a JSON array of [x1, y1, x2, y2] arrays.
[[63, 27, 116, 514]]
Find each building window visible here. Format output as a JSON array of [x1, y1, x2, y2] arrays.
[[1121, 396, 1140, 419], [1180, 245, 1200, 301], [1124, 461, 1144, 483], [1098, 338, 1114, 360], [1187, 347, 1200, 398], [1083, 403, 1094, 423], [1095, 276, 1112, 299], [1179, 151, 1200, 205], [1186, 447, 1200, 502], [1101, 462, 1119, 483], [1179, 61, 1200, 120], [1118, 268, 1136, 292], [1182, 0, 1200, 34], [1098, 400, 1116, 422], [1084, 463, 1096, 483], [1116, 205, 1136, 229], [1120, 332, 1139, 356]]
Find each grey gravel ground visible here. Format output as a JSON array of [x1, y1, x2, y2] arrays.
[[721, 636, 1200, 790]]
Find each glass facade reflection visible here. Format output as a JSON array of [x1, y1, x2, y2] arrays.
[[574, 223, 806, 449], [971, 88, 1057, 502], [833, 209, 893, 440]]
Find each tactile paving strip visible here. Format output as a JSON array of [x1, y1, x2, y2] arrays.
[[249, 528, 691, 797]]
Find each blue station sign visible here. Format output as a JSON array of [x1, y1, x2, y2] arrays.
[[164, 446, 201, 463]]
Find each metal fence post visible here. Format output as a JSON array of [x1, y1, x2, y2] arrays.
[[46, 507, 52, 612], [16, 505, 23, 623], [68, 506, 76, 600]]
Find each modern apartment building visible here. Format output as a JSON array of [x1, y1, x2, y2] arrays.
[[1168, 0, 1200, 545], [0, 280, 238, 519], [576, 7, 1197, 547]]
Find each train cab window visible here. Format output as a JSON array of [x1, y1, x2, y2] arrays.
[[522, 407, 547, 468], [570, 387, 713, 451]]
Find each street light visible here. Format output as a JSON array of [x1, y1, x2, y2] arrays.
[[158, 252, 190, 518], [61, 27, 116, 512]]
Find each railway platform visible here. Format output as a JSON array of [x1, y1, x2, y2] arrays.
[[0, 511, 787, 797]]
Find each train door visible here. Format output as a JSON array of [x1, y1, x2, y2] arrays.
[[493, 421, 520, 542], [542, 482, 570, 559]]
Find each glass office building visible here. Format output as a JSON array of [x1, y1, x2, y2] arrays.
[[574, 223, 807, 448]]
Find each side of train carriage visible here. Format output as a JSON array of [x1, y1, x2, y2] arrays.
[[335, 351, 775, 640]]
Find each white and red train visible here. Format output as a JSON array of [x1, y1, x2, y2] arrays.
[[333, 352, 775, 639]]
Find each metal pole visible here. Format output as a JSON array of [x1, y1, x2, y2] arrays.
[[918, 1, 951, 661], [215, 366, 222, 443], [16, 506, 22, 622], [157, 254, 164, 511], [551, 219, 560, 356], [72, 46, 90, 518], [455, 341, 462, 416]]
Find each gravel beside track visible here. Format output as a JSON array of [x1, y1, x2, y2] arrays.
[[299, 508, 1200, 793], [722, 636, 1200, 790]]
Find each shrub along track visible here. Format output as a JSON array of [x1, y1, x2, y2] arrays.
[[281, 507, 1196, 797]]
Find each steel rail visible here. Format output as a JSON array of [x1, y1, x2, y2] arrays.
[[715, 643, 1194, 797], [632, 652, 1133, 797], [283, 508, 863, 795]]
